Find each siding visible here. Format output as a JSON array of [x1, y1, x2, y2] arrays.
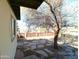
[[0, 0, 17, 59]]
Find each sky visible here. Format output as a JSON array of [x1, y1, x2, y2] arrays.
[[61, 0, 78, 26], [61, 0, 77, 13]]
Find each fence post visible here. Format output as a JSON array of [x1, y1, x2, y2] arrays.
[[25, 33, 26, 39]]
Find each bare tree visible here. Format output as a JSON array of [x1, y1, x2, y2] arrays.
[[23, 1, 62, 49], [45, 0, 62, 49]]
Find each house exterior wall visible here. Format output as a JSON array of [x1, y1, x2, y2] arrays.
[[0, 0, 17, 59]]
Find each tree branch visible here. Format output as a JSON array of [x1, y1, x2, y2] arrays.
[[45, 0, 60, 30]]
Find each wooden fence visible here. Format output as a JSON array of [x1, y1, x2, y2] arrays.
[[17, 32, 55, 40]]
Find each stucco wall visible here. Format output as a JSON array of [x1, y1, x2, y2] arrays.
[[0, 0, 17, 59]]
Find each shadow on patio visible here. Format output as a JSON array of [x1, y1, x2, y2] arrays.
[[15, 38, 78, 59]]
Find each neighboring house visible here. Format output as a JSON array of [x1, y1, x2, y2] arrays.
[[0, 0, 44, 59]]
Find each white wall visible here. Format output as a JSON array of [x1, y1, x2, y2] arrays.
[[0, 0, 17, 59]]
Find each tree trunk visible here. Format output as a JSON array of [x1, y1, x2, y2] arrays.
[[45, 1, 61, 49], [54, 29, 60, 49], [51, 10, 60, 49]]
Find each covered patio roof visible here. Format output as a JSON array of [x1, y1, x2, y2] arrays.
[[8, 0, 44, 20]]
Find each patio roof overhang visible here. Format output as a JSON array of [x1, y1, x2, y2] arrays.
[[8, 0, 44, 20]]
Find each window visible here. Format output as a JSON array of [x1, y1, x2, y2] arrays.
[[11, 16, 16, 42]]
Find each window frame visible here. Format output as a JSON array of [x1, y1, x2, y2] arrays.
[[11, 15, 16, 42]]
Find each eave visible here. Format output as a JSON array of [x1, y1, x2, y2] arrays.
[[8, 0, 44, 20]]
